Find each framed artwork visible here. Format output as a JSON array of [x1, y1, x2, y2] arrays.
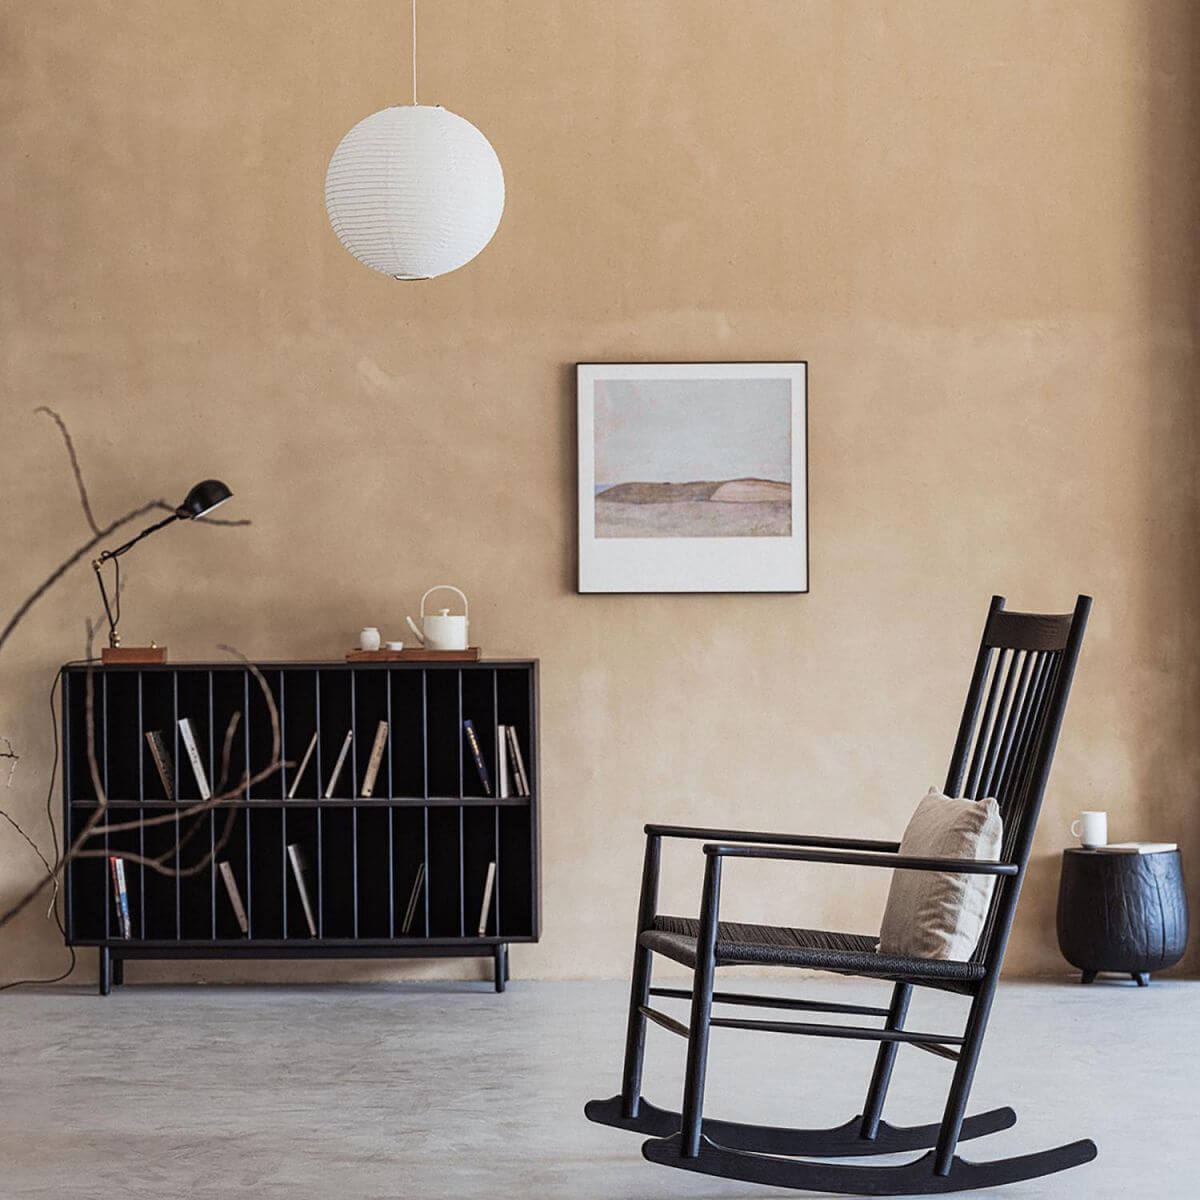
[[577, 362, 808, 593]]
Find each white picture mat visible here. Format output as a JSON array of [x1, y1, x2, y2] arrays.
[[577, 362, 808, 593]]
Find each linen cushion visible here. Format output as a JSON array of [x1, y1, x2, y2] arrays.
[[878, 787, 1003, 961]]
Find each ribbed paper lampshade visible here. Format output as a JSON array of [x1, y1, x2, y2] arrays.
[[324, 105, 505, 280]]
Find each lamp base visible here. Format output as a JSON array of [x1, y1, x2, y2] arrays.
[[101, 646, 167, 665]]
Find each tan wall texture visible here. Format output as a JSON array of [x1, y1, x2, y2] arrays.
[[2, 1, 1197, 985]]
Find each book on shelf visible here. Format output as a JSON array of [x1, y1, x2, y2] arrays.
[[109, 856, 131, 939], [1094, 841, 1177, 855], [506, 725, 530, 797], [323, 729, 353, 799], [462, 719, 492, 796], [144, 729, 175, 800], [497, 725, 510, 798], [287, 843, 318, 936], [359, 720, 389, 798], [401, 862, 426, 935], [217, 861, 249, 935], [477, 861, 496, 937], [177, 717, 211, 800], [287, 731, 318, 799]]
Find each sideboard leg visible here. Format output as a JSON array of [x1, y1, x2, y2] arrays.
[[98, 948, 111, 996], [1132, 972, 1150, 987], [1080, 969, 1097, 985], [493, 943, 508, 993], [112, 958, 124, 987]]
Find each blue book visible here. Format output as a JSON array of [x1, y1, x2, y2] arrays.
[[462, 720, 492, 796], [109, 856, 131, 939]]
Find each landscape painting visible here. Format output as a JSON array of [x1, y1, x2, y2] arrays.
[[578, 362, 808, 593], [592, 377, 791, 538]]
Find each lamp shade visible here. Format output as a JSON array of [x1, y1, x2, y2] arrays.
[[177, 480, 232, 519], [324, 105, 505, 280]]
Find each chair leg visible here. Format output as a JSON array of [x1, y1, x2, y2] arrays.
[[97, 948, 111, 997], [620, 943, 654, 1118], [859, 982, 911, 1140], [620, 834, 662, 1120], [679, 855, 722, 1159], [933, 986, 997, 1176]]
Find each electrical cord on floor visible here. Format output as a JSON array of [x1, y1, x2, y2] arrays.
[[0, 659, 96, 991]]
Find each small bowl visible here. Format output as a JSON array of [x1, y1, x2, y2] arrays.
[[385, 641, 404, 651]]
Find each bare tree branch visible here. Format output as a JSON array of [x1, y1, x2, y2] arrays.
[[0, 638, 286, 932]]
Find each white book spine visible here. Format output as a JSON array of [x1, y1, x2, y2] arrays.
[[287, 843, 317, 936], [477, 861, 497, 936], [497, 724, 509, 799], [360, 721, 389, 798], [218, 861, 250, 934], [287, 732, 318, 799], [324, 729, 353, 799], [508, 727, 530, 797], [177, 718, 211, 800]]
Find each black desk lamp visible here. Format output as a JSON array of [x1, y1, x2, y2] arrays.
[[92, 479, 233, 663]]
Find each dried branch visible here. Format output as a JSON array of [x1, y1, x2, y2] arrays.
[[0, 637, 286, 933], [0, 736, 17, 788]]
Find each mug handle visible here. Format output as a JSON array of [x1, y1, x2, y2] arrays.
[[1070, 819, 1082, 838]]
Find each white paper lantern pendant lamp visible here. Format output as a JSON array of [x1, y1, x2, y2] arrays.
[[325, 0, 505, 280]]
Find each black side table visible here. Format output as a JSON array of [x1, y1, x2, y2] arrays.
[[1056, 847, 1188, 985]]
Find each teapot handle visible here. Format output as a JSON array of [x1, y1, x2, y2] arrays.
[[420, 585, 469, 621]]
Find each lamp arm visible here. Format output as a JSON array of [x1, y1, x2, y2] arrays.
[[90, 511, 180, 648], [96, 511, 180, 563]]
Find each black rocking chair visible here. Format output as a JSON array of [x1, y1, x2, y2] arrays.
[[585, 595, 1095, 1194]]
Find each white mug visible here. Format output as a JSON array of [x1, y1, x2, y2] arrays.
[[1071, 811, 1107, 848]]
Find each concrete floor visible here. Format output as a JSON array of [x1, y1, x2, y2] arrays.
[[1, 975, 1195, 1199]]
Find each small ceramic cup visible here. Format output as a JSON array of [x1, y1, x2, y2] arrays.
[[359, 627, 381, 652], [385, 641, 404, 651], [1070, 811, 1107, 849]]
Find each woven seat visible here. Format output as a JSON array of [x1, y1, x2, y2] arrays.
[[642, 915, 985, 984]]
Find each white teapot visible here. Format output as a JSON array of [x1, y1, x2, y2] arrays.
[[406, 585, 470, 651]]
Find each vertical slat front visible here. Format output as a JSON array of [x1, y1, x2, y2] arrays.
[[280, 671, 288, 938], [457, 668, 464, 937], [315, 669, 323, 938], [964, 648, 1007, 799], [421, 669, 430, 937], [350, 668, 359, 939], [982, 650, 1033, 801], [208, 671, 216, 939], [171, 671, 181, 940], [943, 596, 1005, 796], [63, 672, 74, 942], [492, 668, 501, 936], [136, 671, 146, 939], [102, 672, 110, 941], [386, 669, 394, 938], [243, 670, 252, 938]]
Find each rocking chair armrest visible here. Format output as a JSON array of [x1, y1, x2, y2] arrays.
[[702, 843, 1019, 876], [644, 824, 901, 853]]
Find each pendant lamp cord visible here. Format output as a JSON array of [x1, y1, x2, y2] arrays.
[[411, 0, 418, 104]]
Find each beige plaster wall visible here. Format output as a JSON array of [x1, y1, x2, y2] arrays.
[[1, 1, 1197, 985]]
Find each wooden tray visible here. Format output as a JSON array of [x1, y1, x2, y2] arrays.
[[345, 647, 482, 662], [102, 646, 167, 664]]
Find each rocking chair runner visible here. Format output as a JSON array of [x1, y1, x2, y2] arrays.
[[585, 595, 1095, 1195]]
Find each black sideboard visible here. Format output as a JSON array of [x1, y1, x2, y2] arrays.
[[62, 659, 540, 994]]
